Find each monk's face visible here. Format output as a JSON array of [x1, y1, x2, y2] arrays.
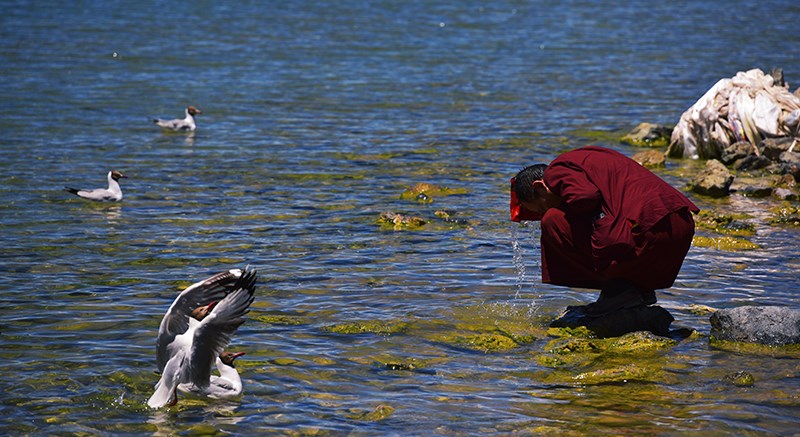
[[520, 180, 561, 216]]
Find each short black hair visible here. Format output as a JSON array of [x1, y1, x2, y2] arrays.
[[513, 164, 548, 202]]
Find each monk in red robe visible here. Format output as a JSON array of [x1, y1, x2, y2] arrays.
[[511, 146, 699, 316]]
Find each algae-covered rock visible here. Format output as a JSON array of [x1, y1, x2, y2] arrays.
[[253, 314, 307, 325], [375, 359, 437, 375], [694, 210, 756, 237], [434, 209, 471, 227], [692, 235, 759, 251], [346, 404, 395, 421], [400, 182, 468, 203], [768, 205, 800, 226], [433, 332, 519, 353], [723, 371, 755, 387], [323, 319, 411, 335], [377, 212, 426, 230], [606, 331, 678, 353], [573, 363, 657, 385], [538, 331, 677, 370], [621, 122, 673, 148]]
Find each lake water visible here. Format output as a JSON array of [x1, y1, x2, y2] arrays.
[[2, 1, 799, 434]]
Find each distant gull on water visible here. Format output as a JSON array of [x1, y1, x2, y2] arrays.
[[153, 106, 202, 132]]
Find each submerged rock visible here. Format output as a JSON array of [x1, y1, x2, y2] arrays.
[[694, 210, 756, 237], [377, 212, 426, 230], [710, 306, 800, 345], [323, 319, 411, 335], [432, 332, 520, 353], [723, 371, 755, 387], [769, 205, 800, 225], [400, 182, 468, 203], [549, 304, 674, 338], [691, 235, 759, 251]]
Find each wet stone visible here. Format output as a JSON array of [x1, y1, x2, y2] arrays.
[[710, 306, 800, 345], [550, 304, 674, 338], [689, 159, 734, 198]]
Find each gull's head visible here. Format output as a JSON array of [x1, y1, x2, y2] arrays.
[[190, 301, 217, 321], [110, 170, 127, 181], [187, 106, 202, 116], [220, 351, 246, 367]]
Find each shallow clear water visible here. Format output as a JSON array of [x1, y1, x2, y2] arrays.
[[2, 1, 799, 435]]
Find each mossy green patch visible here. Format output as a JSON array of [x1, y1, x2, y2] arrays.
[[708, 338, 800, 357], [376, 212, 427, 230], [323, 319, 411, 335], [538, 331, 678, 370], [573, 363, 658, 385], [345, 404, 395, 421], [695, 210, 756, 236], [400, 182, 469, 203], [253, 314, 307, 325], [433, 332, 519, 353], [692, 235, 759, 251], [768, 205, 800, 226], [723, 371, 755, 387]]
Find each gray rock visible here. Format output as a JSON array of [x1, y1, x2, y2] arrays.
[[761, 137, 795, 160], [778, 151, 800, 164], [773, 187, 799, 201], [720, 141, 755, 166], [730, 177, 774, 198], [690, 159, 734, 198], [550, 304, 674, 338], [709, 306, 800, 345]]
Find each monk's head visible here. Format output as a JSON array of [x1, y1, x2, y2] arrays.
[[512, 164, 561, 218]]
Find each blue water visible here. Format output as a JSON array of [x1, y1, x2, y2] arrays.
[[2, 1, 800, 434]]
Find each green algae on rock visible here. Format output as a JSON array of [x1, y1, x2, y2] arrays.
[[538, 331, 678, 369], [573, 363, 660, 385], [694, 210, 756, 236], [708, 338, 800, 358], [377, 212, 426, 230], [723, 371, 755, 387], [432, 332, 520, 353], [400, 182, 469, 203], [345, 404, 395, 421], [253, 314, 307, 326], [621, 123, 673, 148], [768, 205, 800, 226], [323, 319, 411, 335], [692, 235, 759, 251]]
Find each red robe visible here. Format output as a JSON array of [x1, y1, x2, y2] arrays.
[[520, 146, 699, 291]]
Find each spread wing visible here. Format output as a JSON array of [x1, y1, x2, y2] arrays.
[[187, 267, 257, 388], [155, 268, 244, 372]]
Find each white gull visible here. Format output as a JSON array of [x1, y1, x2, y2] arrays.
[[153, 106, 202, 132], [178, 351, 246, 399], [148, 266, 257, 409], [63, 170, 127, 202]]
